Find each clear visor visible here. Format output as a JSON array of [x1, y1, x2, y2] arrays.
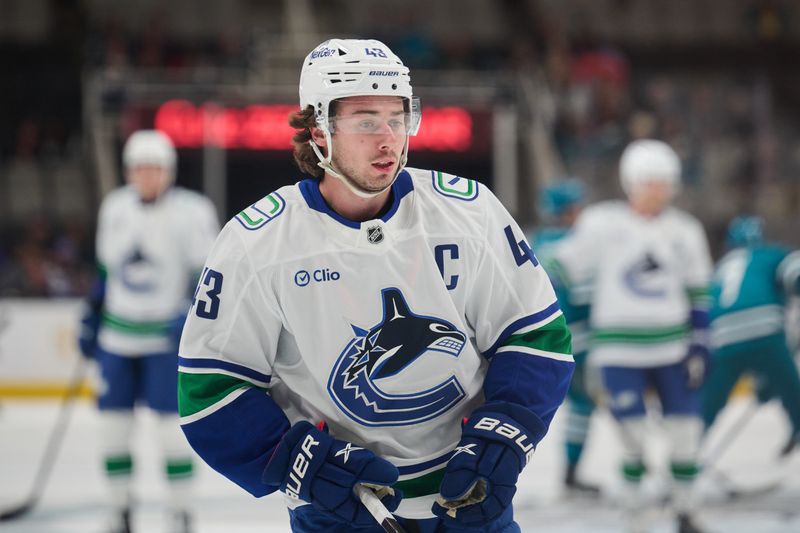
[[329, 97, 421, 136]]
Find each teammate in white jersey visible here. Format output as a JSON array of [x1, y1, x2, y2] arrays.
[[78, 130, 220, 533], [552, 140, 712, 533], [177, 39, 574, 533]]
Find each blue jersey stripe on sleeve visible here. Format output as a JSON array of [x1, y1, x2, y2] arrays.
[[178, 356, 271, 385]]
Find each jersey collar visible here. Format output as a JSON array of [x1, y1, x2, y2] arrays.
[[299, 170, 414, 229]]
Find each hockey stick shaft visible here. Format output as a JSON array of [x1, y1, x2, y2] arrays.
[[355, 484, 406, 533], [700, 398, 760, 471], [0, 357, 89, 521], [700, 398, 793, 500]]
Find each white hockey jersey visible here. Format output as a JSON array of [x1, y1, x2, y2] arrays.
[[553, 200, 712, 367], [178, 169, 574, 519], [96, 185, 219, 355]]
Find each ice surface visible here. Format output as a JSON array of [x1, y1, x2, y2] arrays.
[[1, 397, 798, 532]]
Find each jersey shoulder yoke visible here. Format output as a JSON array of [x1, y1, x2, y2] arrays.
[[408, 167, 480, 202], [233, 189, 289, 231]]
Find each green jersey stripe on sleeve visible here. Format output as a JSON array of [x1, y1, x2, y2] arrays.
[[178, 372, 264, 419], [502, 314, 572, 356], [686, 286, 711, 307]]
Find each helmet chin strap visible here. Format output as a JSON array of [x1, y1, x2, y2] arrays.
[[308, 133, 409, 200]]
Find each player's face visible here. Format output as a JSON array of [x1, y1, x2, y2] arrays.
[[627, 180, 673, 216], [324, 96, 407, 193], [127, 165, 171, 202]]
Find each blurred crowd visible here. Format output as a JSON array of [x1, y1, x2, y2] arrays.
[[1, 0, 799, 298], [85, 16, 249, 75], [0, 219, 93, 298], [540, 46, 800, 225], [520, 1, 800, 245]]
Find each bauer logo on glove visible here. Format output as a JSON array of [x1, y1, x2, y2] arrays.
[[263, 421, 402, 526], [472, 416, 535, 466], [284, 433, 321, 500]]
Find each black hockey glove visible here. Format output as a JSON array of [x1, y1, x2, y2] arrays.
[[262, 421, 401, 526], [432, 401, 545, 528]]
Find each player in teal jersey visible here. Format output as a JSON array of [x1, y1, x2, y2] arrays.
[[533, 179, 600, 494], [703, 216, 800, 456]]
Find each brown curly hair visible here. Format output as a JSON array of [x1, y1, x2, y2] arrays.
[[289, 106, 325, 178]]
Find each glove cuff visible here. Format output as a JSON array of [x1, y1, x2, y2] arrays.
[[463, 401, 546, 471]]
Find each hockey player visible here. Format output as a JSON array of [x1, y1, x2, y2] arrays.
[[551, 140, 712, 533], [177, 39, 574, 532], [78, 130, 220, 533], [703, 215, 800, 456], [533, 179, 600, 495]]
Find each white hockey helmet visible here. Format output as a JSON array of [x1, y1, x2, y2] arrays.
[[299, 38, 421, 197], [122, 129, 177, 172], [300, 38, 420, 134], [619, 139, 681, 196]]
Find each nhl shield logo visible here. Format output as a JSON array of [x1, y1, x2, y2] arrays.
[[366, 225, 384, 244]]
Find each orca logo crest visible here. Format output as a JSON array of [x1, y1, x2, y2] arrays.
[[120, 246, 157, 292], [623, 251, 666, 298], [328, 288, 467, 427]]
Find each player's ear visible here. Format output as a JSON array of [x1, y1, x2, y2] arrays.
[[310, 127, 327, 149]]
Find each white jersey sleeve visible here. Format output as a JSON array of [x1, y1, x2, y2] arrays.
[[180, 222, 281, 381], [464, 188, 574, 437], [178, 220, 290, 497], [466, 190, 565, 356]]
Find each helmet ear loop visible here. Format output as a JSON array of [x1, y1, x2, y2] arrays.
[[309, 126, 383, 199], [308, 124, 343, 180]]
